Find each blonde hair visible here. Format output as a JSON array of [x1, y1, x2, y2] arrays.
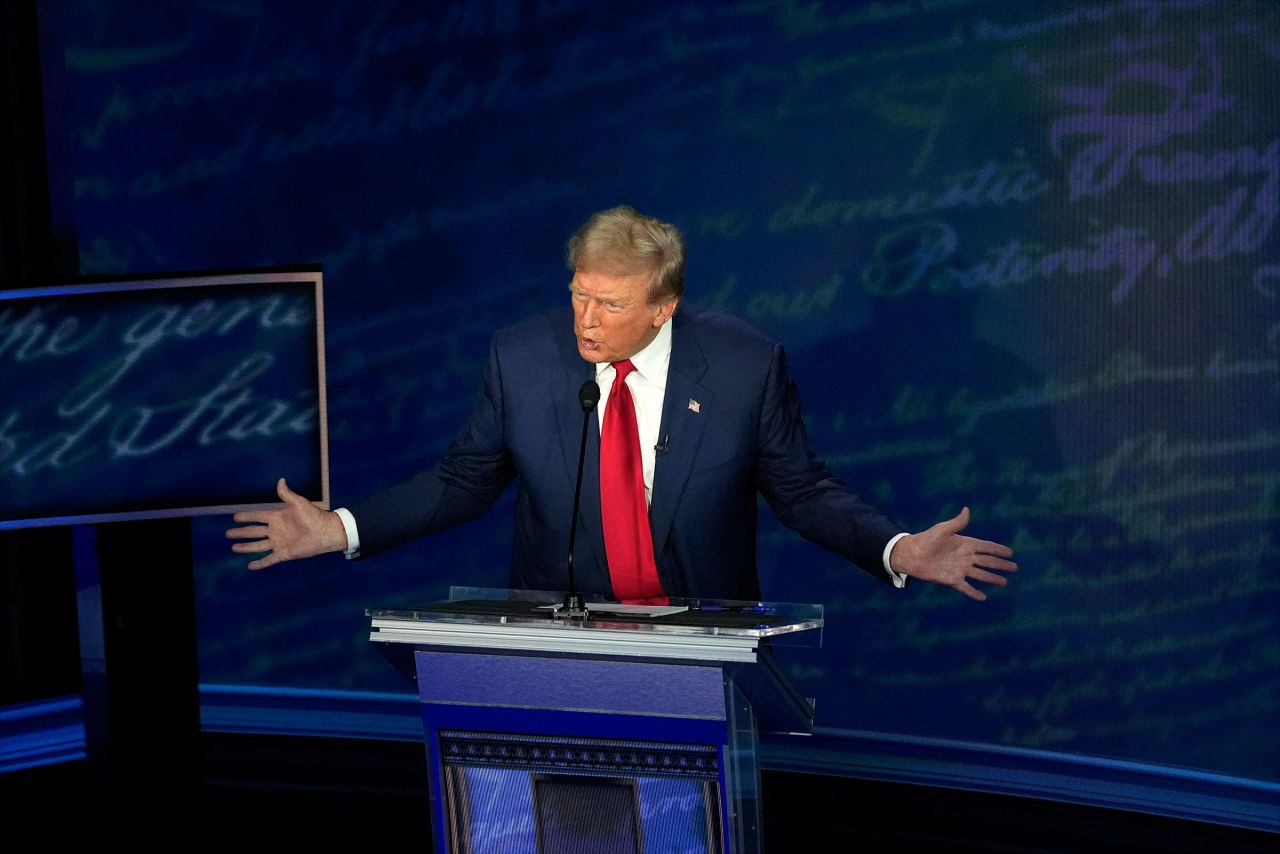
[[566, 206, 685, 302]]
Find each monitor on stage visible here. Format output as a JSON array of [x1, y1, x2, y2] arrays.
[[0, 269, 328, 528]]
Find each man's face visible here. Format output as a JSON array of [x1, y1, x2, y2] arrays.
[[570, 269, 678, 364]]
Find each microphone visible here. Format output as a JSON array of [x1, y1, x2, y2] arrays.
[[579, 379, 601, 413], [564, 380, 599, 618], [654, 435, 670, 454]]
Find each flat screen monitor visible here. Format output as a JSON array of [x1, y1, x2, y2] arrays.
[[0, 269, 328, 528], [439, 731, 723, 853]]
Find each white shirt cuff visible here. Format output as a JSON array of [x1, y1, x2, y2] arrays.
[[883, 532, 910, 588], [334, 507, 361, 558]]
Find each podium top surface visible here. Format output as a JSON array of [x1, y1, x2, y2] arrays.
[[367, 588, 823, 662], [370, 587, 822, 635]]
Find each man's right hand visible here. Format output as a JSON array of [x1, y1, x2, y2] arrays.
[[225, 477, 348, 570]]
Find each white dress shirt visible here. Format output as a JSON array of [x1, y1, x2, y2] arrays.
[[594, 320, 672, 507]]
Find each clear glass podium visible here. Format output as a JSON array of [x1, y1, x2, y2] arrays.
[[369, 587, 824, 854]]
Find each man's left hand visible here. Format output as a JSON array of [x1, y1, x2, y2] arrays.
[[891, 507, 1017, 601]]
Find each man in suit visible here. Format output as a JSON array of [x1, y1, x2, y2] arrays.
[[228, 206, 1016, 602]]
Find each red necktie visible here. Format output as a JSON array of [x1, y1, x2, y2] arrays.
[[599, 360, 666, 603]]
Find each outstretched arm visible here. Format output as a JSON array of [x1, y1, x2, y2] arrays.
[[889, 507, 1017, 600], [225, 477, 349, 570]]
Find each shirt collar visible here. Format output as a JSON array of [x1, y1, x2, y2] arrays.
[[595, 319, 673, 382]]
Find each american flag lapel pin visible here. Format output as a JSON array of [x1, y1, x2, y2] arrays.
[[688, 398, 701, 414]]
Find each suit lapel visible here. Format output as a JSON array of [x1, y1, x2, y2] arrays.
[[650, 311, 713, 561]]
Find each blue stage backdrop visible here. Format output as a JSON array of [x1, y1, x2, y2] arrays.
[[38, 0, 1278, 783]]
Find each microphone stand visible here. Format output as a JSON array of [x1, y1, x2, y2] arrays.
[[564, 380, 599, 619]]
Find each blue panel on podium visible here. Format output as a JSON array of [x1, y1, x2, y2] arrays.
[[415, 650, 728, 720]]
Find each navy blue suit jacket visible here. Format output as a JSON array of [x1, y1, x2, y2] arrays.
[[349, 304, 903, 600]]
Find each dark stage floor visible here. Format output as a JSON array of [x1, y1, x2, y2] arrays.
[[5, 732, 1275, 852]]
